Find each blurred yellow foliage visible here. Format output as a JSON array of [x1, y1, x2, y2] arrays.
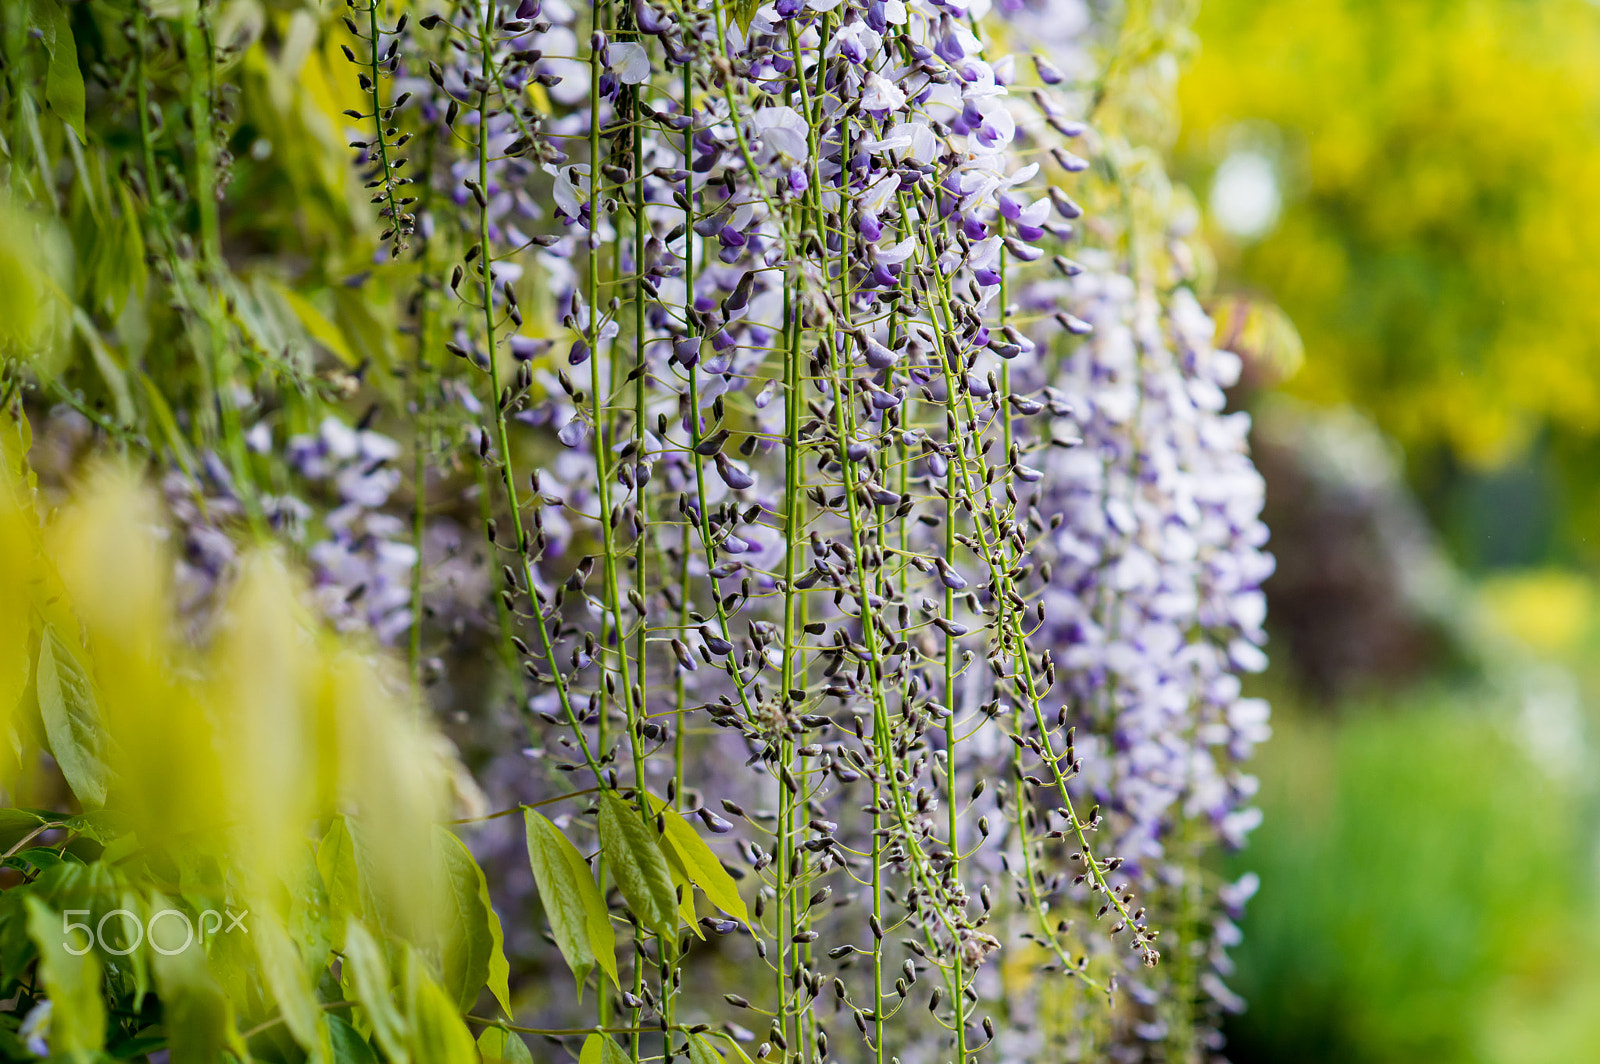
[[1477, 569, 1594, 654], [0, 435, 453, 934], [1178, 0, 1600, 470]]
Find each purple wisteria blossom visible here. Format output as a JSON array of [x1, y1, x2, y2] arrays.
[[331, 0, 1272, 1057]]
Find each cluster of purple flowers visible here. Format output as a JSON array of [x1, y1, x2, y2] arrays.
[[157, 416, 417, 645], [0, 0, 1275, 1054], [328, 0, 1274, 1058], [1019, 256, 1273, 1047], [284, 417, 418, 644]]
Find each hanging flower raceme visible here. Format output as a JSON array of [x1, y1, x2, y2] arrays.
[[360, 0, 1231, 1049], [0, 0, 1270, 1057]]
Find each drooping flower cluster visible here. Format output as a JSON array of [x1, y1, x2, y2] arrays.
[[284, 417, 419, 643], [0, 0, 1269, 1056], [1020, 257, 1273, 1048], [329, 0, 1275, 1058]]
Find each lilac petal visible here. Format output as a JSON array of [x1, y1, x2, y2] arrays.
[[557, 416, 589, 448], [863, 337, 898, 369], [674, 336, 703, 366], [715, 452, 756, 491]]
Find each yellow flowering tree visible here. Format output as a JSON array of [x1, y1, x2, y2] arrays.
[[1179, 0, 1600, 556]]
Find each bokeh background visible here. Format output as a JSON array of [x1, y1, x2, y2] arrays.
[[1174, 0, 1600, 1059]]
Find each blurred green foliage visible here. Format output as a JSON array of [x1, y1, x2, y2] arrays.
[[1225, 694, 1600, 1064], [1177, 0, 1600, 566]]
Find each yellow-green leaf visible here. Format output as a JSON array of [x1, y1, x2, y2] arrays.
[[688, 1031, 728, 1064], [435, 828, 509, 1014], [255, 910, 333, 1062], [581, 1033, 631, 1064], [36, 626, 109, 807], [285, 846, 333, 982], [647, 794, 749, 923], [403, 950, 477, 1064], [475, 854, 513, 1018], [434, 829, 492, 1013], [711, 1032, 759, 1064], [318, 817, 362, 952], [31, 0, 85, 142], [597, 790, 679, 938], [137, 373, 198, 474], [733, 0, 760, 36], [0, 584, 28, 740], [524, 808, 618, 990], [479, 1025, 535, 1064], [24, 896, 105, 1057], [147, 890, 235, 1064], [118, 889, 150, 1009], [342, 919, 410, 1064], [72, 309, 134, 426], [0, 206, 48, 356], [659, 842, 703, 940], [274, 283, 359, 366]]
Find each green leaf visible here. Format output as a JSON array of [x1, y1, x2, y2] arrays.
[[0, 890, 33, 983], [647, 794, 750, 923], [72, 308, 134, 426], [4, 862, 112, 981], [145, 887, 235, 1064], [658, 842, 703, 940], [341, 816, 411, 940], [6, 847, 62, 873], [710, 1032, 759, 1064], [275, 283, 359, 367], [688, 1031, 728, 1064], [36, 627, 108, 808], [30, 0, 85, 142], [478, 1025, 535, 1064], [137, 373, 198, 474], [0, 809, 45, 854], [255, 911, 333, 1062], [523, 808, 618, 990], [117, 889, 149, 1011], [581, 1033, 631, 1064], [598, 791, 680, 938], [318, 817, 362, 952], [733, 0, 760, 36], [341, 919, 409, 1064], [150, 950, 232, 1064], [97, 831, 138, 864], [403, 949, 477, 1064], [0, 210, 43, 360], [329, 1014, 379, 1064], [284, 842, 333, 981], [434, 828, 502, 1014], [24, 896, 104, 1056], [473, 850, 513, 1018]]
